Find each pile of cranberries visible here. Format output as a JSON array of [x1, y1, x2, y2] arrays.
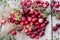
[[52, 23, 60, 31]]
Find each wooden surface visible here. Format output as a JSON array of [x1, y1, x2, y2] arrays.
[[0, 0, 60, 40]]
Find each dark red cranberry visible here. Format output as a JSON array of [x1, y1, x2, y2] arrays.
[[17, 25, 23, 31], [24, 28, 29, 33], [27, 17, 32, 22], [44, 20, 49, 25], [25, 21, 28, 25], [50, 3, 54, 7], [41, 27, 45, 31], [32, 18, 37, 22], [52, 26, 58, 31], [56, 23, 60, 27], [40, 31, 44, 36], [11, 30, 16, 35], [54, 2, 59, 8], [26, 31, 32, 35], [40, 23, 45, 28], [20, 21, 24, 25], [35, 22, 40, 26], [29, 28, 33, 32], [38, 18, 44, 23], [33, 31, 38, 35], [21, 17, 26, 22], [35, 35, 39, 39], [30, 34, 35, 39]]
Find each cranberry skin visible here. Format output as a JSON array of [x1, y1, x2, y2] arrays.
[[20, 21, 24, 25], [21, 2, 26, 6], [44, 20, 49, 25], [29, 28, 33, 32], [38, 18, 44, 23], [35, 22, 40, 26], [41, 27, 45, 31], [21, 17, 26, 22], [26, 32, 32, 35], [24, 28, 29, 33], [51, 3, 54, 7], [38, 15, 42, 18], [29, 9, 34, 15], [56, 23, 60, 27], [30, 34, 35, 39], [11, 30, 16, 35], [15, 21, 20, 24], [42, 3, 47, 8], [40, 31, 44, 36], [0, 19, 6, 24], [33, 31, 38, 35], [40, 23, 45, 28], [32, 18, 37, 22], [27, 17, 32, 22], [35, 35, 39, 39], [58, 16, 60, 20], [17, 25, 23, 31], [52, 26, 58, 31], [31, 15, 35, 18], [24, 21, 28, 25], [54, 2, 59, 8]]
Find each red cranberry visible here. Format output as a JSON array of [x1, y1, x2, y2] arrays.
[[27, 17, 32, 22], [21, 17, 26, 22], [17, 25, 23, 31], [50, 3, 54, 7], [26, 31, 32, 35], [38, 18, 44, 23], [54, 2, 59, 8], [56, 23, 60, 27], [33, 31, 38, 35], [24, 28, 29, 33], [32, 18, 37, 22], [20, 21, 24, 25], [41, 27, 45, 31], [35, 35, 39, 39], [29, 9, 34, 15], [40, 23, 45, 28], [52, 26, 58, 31], [40, 31, 44, 36], [11, 30, 16, 35], [25, 21, 28, 25], [35, 22, 40, 26], [30, 34, 35, 39], [44, 20, 49, 25], [0, 19, 6, 24], [28, 28, 32, 32]]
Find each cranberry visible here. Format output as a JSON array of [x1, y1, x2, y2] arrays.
[[42, 3, 47, 8], [56, 23, 60, 27], [40, 23, 45, 28], [0, 19, 6, 24], [50, 3, 54, 7], [35, 35, 39, 39], [26, 31, 32, 35], [11, 30, 16, 35], [40, 31, 44, 36], [30, 34, 35, 39], [38, 18, 44, 23], [28, 28, 32, 32], [33, 31, 38, 35], [52, 26, 58, 31], [21, 2, 26, 6], [10, 11, 14, 15], [32, 18, 37, 22], [44, 20, 49, 25], [35, 22, 40, 26], [17, 25, 23, 31], [31, 15, 35, 18], [24, 28, 29, 33], [54, 2, 59, 8], [29, 9, 34, 15], [27, 17, 32, 22], [20, 21, 24, 25], [41, 27, 45, 31], [25, 21, 28, 25], [21, 17, 26, 22]]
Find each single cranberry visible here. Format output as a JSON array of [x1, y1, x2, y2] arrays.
[[35, 22, 40, 26], [26, 31, 32, 35], [11, 30, 16, 35], [20, 21, 24, 25], [27, 17, 32, 22], [0, 19, 6, 24], [35, 35, 39, 39], [44, 20, 49, 25], [33, 31, 38, 35], [30, 34, 35, 39], [40, 23, 45, 28], [21, 17, 26, 22], [54, 2, 59, 8], [56, 23, 60, 27], [24, 28, 29, 33], [40, 31, 44, 36], [52, 26, 58, 31], [29, 28, 33, 32], [38, 18, 44, 23], [32, 18, 37, 22]]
